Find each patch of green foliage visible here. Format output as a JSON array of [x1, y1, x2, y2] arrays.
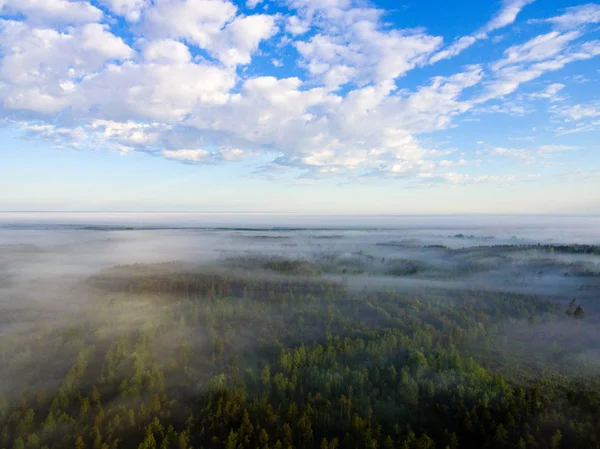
[[0, 262, 598, 449]]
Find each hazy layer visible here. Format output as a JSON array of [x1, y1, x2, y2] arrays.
[[1, 212, 599, 244], [1, 212, 599, 428]]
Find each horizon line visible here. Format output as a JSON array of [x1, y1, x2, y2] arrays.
[[1, 211, 599, 217]]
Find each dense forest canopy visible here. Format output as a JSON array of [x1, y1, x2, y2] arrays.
[[1, 226, 600, 449]]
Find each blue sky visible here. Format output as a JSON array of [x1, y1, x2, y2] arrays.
[[0, 0, 599, 213]]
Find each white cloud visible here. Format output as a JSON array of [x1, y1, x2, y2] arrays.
[[430, 0, 534, 63], [74, 60, 236, 121], [246, 0, 263, 8], [553, 102, 600, 121], [163, 148, 211, 161], [187, 75, 341, 152], [491, 146, 536, 162], [1, 0, 599, 184], [16, 120, 167, 152], [530, 4, 600, 29], [211, 14, 278, 66], [286, 0, 356, 20], [542, 83, 564, 96], [552, 101, 600, 135], [0, 0, 103, 25], [0, 21, 134, 114], [477, 34, 600, 102], [528, 82, 565, 101], [485, 0, 535, 32], [91, 120, 165, 146], [143, 39, 192, 64], [162, 147, 253, 163], [141, 0, 238, 48], [556, 120, 600, 135], [140, 0, 277, 66], [79, 23, 136, 60], [429, 35, 479, 64], [0, 22, 232, 119], [373, 66, 484, 134], [475, 102, 530, 115], [491, 31, 581, 70], [1, 87, 71, 114], [18, 122, 89, 147], [296, 21, 442, 88], [220, 148, 252, 161], [181, 65, 483, 179], [286, 0, 441, 88], [285, 15, 310, 35], [99, 0, 148, 22], [566, 74, 592, 83]]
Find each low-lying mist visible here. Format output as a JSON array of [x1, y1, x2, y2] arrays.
[[1, 213, 599, 449]]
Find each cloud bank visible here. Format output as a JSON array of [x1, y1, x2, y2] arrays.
[[0, 0, 599, 184]]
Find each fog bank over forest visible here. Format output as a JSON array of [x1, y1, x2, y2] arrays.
[[2, 213, 599, 293], [1, 213, 600, 449]]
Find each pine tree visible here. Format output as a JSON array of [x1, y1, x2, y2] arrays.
[[74, 436, 85, 449]]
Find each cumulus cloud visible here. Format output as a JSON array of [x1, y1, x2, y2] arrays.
[[0, 20, 134, 114], [16, 120, 170, 153], [138, 0, 277, 66], [99, 0, 148, 22], [0, 0, 103, 25], [283, 0, 442, 89], [181, 65, 483, 179], [210, 13, 278, 66], [141, 0, 237, 47], [285, 15, 310, 35], [18, 122, 89, 148], [0, 0, 599, 185], [295, 23, 442, 89], [90, 120, 165, 146], [142, 39, 192, 64], [73, 60, 236, 121]]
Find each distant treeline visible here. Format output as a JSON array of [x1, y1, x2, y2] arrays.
[[89, 268, 345, 302], [376, 242, 600, 255]]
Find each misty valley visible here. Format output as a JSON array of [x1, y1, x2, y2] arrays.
[[1, 223, 600, 449]]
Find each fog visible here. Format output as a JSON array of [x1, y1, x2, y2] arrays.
[[1, 213, 599, 436], [2, 212, 599, 324]]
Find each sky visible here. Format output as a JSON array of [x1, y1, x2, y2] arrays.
[[0, 0, 599, 214]]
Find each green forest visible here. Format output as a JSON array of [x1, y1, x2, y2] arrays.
[[1, 260, 599, 449]]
